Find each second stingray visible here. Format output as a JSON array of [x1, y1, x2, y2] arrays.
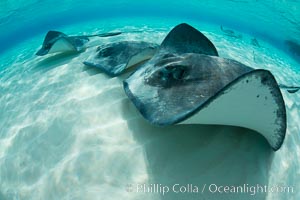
[[83, 41, 159, 76]]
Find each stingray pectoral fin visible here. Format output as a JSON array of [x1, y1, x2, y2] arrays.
[[36, 37, 77, 56], [83, 58, 132, 77], [83, 60, 126, 76], [47, 37, 77, 54], [36, 31, 68, 56], [83, 61, 98, 68], [160, 23, 219, 56], [36, 48, 49, 56], [109, 64, 128, 76], [180, 69, 286, 151], [126, 47, 158, 68], [44, 31, 66, 41]]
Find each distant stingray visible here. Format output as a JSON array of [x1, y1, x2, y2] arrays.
[[83, 41, 159, 76], [124, 23, 286, 151], [251, 38, 260, 47], [278, 84, 300, 93], [36, 30, 121, 56], [285, 40, 300, 62], [220, 25, 243, 39]]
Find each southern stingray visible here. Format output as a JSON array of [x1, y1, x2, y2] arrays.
[[36, 30, 122, 56], [220, 25, 243, 39], [278, 84, 300, 93], [83, 41, 159, 76], [251, 38, 260, 47], [124, 23, 287, 151]]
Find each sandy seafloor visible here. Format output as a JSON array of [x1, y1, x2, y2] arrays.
[[0, 18, 300, 200]]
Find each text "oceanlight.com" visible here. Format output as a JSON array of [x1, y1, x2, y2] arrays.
[[126, 183, 294, 196]]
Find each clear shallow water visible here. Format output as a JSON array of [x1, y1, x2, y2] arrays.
[[0, 2, 300, 200], [1, 0, 300, 59]]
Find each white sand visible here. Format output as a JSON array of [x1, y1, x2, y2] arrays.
[[0, 19, 299, 200]]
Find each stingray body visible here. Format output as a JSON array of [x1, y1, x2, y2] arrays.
[[83, 41, 159, 76], [220, 25, 242, 39], [36, 31, 121, 56], [220, 25, 234, 35], [124, 23, 286, 151], [251, 38, 260, 47]]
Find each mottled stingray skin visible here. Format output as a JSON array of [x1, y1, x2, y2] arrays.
[[124, 53, 253, 124], [124, 23, 222, 125], [36, 31, 90, 56], [123, 23, 286, 150], [83, 41, 159, 76]]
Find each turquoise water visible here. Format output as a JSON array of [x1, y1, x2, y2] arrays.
[[0, 1, 300, 200], [1, 0, 300, 59]]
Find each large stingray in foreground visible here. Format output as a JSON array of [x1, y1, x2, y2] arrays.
[[124, 23, 286, 151], [83, 41, 159, 76], [36, 30, 121, 56]]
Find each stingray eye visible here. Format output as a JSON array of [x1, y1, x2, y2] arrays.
[[98, 47, 113, 57], [161, 53, 176, 59], [44, 43, 50, 49], [158, 68, 171, 81], [145, 65, 187, 87], [165, 65, 187, 80]]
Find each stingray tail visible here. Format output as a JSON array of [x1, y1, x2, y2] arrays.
[[85, 30, 145, 38], [220, 25, 229, 34], [84, 32, 122, 38], [279, 84, 300, 93]]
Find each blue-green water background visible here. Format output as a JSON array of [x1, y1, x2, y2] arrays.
[[0, 0, 300, 62], [0, 1, 300, 200]]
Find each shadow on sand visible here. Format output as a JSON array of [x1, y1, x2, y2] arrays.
[[33, 51, 81, 72], [81, 65, 104, 76], [125, 105, 274, 199]]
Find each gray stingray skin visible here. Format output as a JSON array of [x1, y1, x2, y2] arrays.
[[123, 23, 286, 151], [124, 22, 223, 125], [36, 31, 89, 56], [124, 53, 286, 150], [124, 53, 253, 125], [160, 23, 218, 56], [83, 41, 159, 76]]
